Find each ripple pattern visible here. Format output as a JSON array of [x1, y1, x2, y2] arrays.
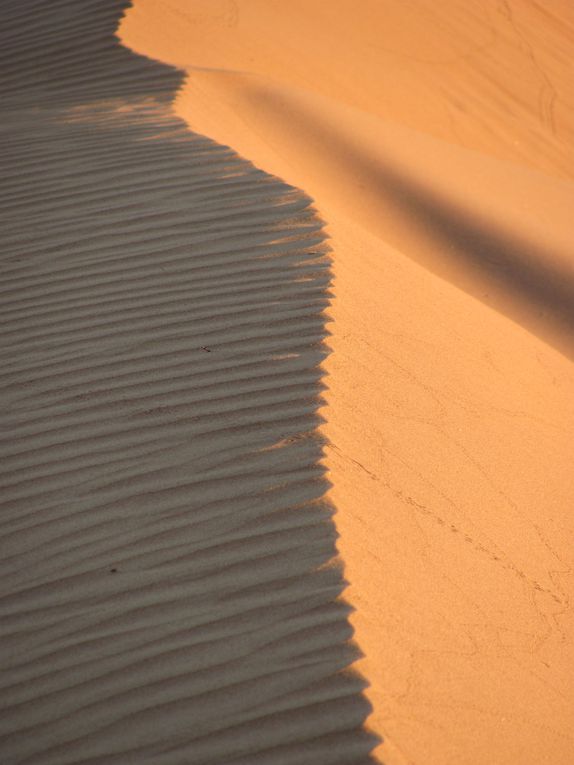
[[0, 1, 376, 763]]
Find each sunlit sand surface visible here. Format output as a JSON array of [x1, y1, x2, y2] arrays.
[[120, 2, 574, 763]]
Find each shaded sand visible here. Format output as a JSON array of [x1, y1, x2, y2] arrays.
[[0, 2, 376, 763], [119, 2, 574, 764]]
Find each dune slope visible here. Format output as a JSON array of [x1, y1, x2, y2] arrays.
[[119, 2, 574, 765], [0, 1, 376, 763]]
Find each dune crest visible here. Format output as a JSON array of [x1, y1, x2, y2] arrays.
[[1, 1, 376, 763], [119, 2, 574, 764]]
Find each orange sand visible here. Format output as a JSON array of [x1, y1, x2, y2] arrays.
[[121, 2, 574, 763]]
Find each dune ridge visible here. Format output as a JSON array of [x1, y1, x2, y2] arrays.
[[0, 1, 377, 763], [119, 2, 574, 764]]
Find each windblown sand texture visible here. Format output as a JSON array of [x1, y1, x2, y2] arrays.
[[119, 2, 574, 765], [0, 1, 376, 763]]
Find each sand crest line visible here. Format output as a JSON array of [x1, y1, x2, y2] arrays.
[[0, 1, 377, 763]]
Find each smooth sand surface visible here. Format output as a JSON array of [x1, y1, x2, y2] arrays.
[[119, 2, 574, 764], [1, 2, 375, 763]]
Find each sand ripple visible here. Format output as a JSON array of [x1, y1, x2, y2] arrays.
[[0, 1, 375, 763]]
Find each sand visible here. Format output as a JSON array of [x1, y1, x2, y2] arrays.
[[118, 2, 574, 764], [2, 1, 573, 763], [0, 1, 374, 763]]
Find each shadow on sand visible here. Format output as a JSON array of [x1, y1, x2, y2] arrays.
[[0, 1, 378, 763]]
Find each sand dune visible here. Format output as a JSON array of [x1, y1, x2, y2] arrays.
[[0, 1, 375, 763], [119, 2, 574, 764]]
